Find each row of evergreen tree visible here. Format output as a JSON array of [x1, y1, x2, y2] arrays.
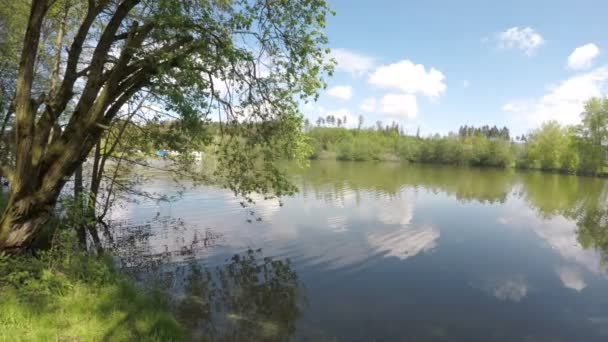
[[457, 125, 510, 141]]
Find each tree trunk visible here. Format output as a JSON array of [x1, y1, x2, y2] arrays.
[[0, 0, 166, 251], [87, 222, 103, 254], [74, 164, 86, 248], [0, 0, 51, 251], [0, 194, 53, 251], [86, 141, 103, 253]]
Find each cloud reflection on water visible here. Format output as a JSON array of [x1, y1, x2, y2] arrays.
[[556, 265, 587, 292], [367, 225, 439, 260], [498, 201, 603, 275], [474, 275, 529, 302]]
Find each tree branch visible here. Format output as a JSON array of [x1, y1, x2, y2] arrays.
[[50, 0, 109, 118], [13, 0, 50, 195]]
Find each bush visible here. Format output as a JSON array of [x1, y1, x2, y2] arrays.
[[305, 123, 594, 174]]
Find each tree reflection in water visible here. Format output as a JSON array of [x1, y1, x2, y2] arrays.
[[108, 215, 304, 341], [577, 208, 608, 266], [174, 249, 303, 342]]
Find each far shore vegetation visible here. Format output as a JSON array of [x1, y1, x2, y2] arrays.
[[304, 98, 608, 176]]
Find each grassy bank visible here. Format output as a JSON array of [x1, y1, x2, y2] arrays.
[[0, 231, 184, 342]]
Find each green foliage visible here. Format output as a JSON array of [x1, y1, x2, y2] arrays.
[[0, 232, 184, 341], [0, 0, 29, 99], [1, 0, 336, 250], [306, 98, 608, 176], [458, 125, 511, 140], [576, 207, 608, 265], [577, 98, 608, 174], [306, 127, 514, 167], [521, 121, 578, 171], [126, 0, 335, 200]]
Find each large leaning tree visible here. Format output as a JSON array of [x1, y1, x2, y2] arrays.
[[0, 0, 334, 251]]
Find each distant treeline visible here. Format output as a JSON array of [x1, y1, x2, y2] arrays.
[[304, 98, 608, 176]]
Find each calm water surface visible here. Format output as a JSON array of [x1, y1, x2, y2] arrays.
[[110, 161, 608, 341]]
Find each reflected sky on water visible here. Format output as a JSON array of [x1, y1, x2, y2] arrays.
[[110, 161, 608, 341]]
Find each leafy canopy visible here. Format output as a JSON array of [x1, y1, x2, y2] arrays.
[[4, 0, 335, 198]]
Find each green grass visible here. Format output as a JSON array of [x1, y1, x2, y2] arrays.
[[0, 232, 184, 342]]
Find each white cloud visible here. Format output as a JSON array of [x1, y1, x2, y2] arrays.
[[463, 80, 470, 88], [379, 93, 418, 119], [330, 48, 375, 77], [503, 66, 608, 128], [496, 27, 545, 56], [568, 43, 600, 70], [368, 60, 447, 97], [360, 97, 376, 113], [327, 85, 353, 100]]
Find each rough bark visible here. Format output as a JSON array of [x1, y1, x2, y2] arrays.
[[86, 142, 103, 253], [0, 0, 148, 250], [74, 164, 86, 248], [0, 0, 200, 251], [0, 0, 50, 250], [12, 0, 48, 197], [0, 190, 56, 251]]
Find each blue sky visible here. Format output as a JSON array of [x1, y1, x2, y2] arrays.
[[303, 0, 608, 136]]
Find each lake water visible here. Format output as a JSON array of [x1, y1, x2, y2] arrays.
[[110, 161, 608, 341]]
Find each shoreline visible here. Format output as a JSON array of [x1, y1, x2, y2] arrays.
[[307, 157, 608, 178]]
